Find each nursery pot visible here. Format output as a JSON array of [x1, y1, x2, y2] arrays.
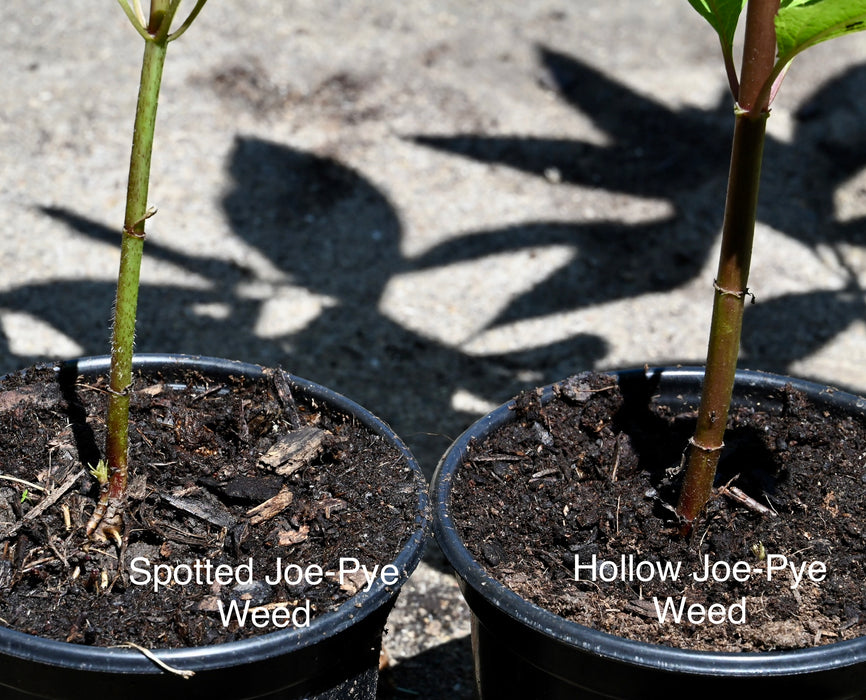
[[0, 354, 430, 700], [432, 367, 866, 699]]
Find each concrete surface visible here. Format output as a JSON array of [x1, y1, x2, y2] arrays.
[[2, 2, 866, 697]]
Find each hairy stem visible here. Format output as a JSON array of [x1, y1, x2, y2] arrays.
[[676, 0, 779, 527], [86, 5, 169, 543]]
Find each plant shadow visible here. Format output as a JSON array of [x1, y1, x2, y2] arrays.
[[11, 135, 607, 477], [412, 47, 866, 369], [3, 47, 865, 491]]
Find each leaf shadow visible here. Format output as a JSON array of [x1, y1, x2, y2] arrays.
[[8, 136, 608, 475], [411, 46, 866, 369], [5, 47, 866, 477]]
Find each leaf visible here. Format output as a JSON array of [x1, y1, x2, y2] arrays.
[[687, 0, 748, 50], [688, 0, 748, 96], [776, 0, 866, 66]]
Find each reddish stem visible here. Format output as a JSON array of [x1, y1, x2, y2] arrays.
[[676, 0, 779, 528]]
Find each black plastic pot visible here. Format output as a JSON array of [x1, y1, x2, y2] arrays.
[[432, 367, 866, 699], [0, 354, 430, 700]]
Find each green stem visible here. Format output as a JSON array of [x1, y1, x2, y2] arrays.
[[87, 6, 169, 543], [676, 0, 778, 527]]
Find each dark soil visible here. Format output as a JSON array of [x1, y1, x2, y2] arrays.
[[450, 372, 866, 652], [0, 362, 424, 649]]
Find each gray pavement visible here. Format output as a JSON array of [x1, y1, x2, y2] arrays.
[[2, 2, 866, 697]]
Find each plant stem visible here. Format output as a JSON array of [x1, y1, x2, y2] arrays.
[[86, 4, 169, 544], [676, 0, 779, 527]]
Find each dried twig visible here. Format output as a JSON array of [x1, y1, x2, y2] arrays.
[[246, 485, 294, 525], [189, 384, 225, 403], [46, 536, 69, 570], [114, 642, 195, 679], [0, 475, 46, 492], [469, 455, 522, 463], [530, 468, 560, 480], [718, 483, 776, 516], [610, 436, 622, 482], [0, 469, 85, 539], [249, 600, 300, 612], [265, 367, 301, 429]]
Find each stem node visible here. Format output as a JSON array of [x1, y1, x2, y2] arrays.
[[713, 279, 755, 303], [688, 436, 725, 454]]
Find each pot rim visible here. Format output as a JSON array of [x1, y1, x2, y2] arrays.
[[0, 353, 430, 674], [432, 365, 866, 677]]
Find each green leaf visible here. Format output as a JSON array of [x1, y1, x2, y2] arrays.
[[776, 0, 866, 66], [687, 0, 748, 50]]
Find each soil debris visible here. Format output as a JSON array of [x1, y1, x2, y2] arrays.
[[451, 372, 866, 652], [259, 424, 330, 475], [0, 363, 423, 649]]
